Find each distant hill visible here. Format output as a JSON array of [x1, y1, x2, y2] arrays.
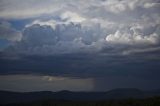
[[0, 88, 160, 104]]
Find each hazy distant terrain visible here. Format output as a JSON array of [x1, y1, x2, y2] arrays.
[[0, 88, 160, 106]]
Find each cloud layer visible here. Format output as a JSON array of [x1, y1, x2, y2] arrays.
[[0, 0, 159, 55]]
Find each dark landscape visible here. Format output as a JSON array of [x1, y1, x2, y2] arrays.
[[1, 97, 160, 106], [1, 88, 160, 106]]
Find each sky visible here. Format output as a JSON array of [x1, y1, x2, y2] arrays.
[[0, 0, 160, 92]]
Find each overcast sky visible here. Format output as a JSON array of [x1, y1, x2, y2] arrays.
[[0, 0, 160, 91]]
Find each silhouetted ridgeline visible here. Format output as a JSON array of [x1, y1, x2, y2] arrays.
[[0, 88, 160, 106]]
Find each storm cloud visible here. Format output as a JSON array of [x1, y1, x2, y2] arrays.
[[0, 0, 160, 91]]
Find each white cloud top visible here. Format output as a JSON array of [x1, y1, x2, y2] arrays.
[[60, 11, 86, 23], [106, 30, 159, 45]]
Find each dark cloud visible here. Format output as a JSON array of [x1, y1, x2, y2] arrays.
[[1, 52, 160, 77]]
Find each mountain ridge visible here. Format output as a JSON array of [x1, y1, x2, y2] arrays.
[[0, 88, 160, 104]]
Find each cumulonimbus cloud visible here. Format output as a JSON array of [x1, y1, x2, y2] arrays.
[[0, 0, 160, 71]]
